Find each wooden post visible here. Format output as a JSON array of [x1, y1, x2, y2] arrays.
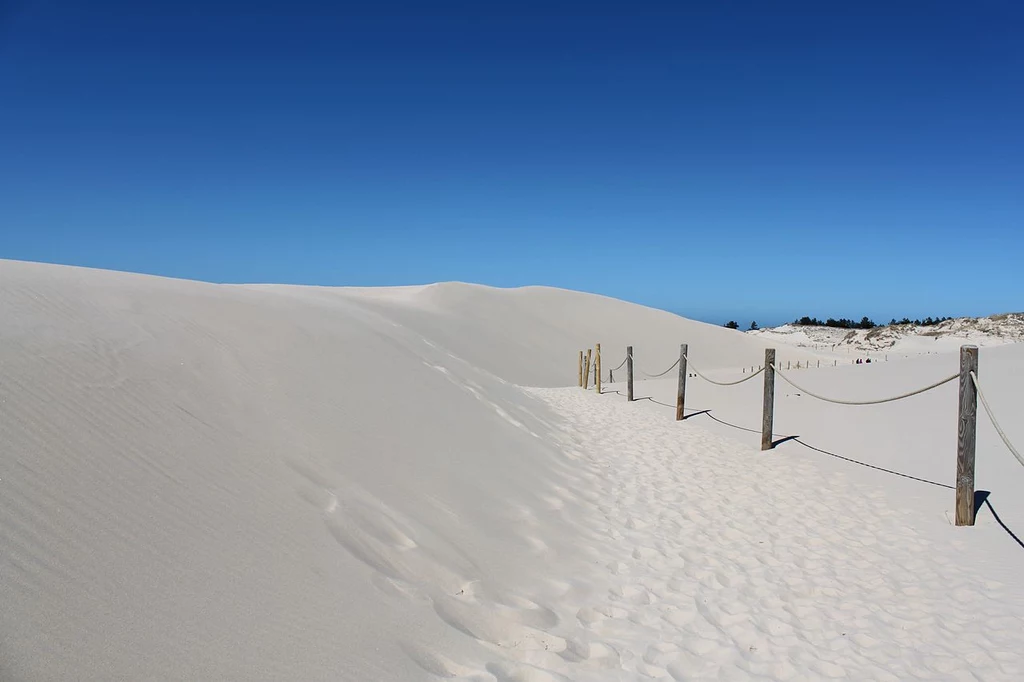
[[676, 343, 688, 421], [595, 343, 602, 394], [626, 346, 634, 402], [583, 349, 592, 390], [609, 369, 613, 383], [956, 345, 979, 526], [578, 351, 583, 387], [761, 349, 776, 451]]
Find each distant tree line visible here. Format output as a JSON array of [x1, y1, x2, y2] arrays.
[[789, 315, 955, 329], [725, 315, 956, 330], [792, 316, 878, 330], [887, 316, 954, 327]]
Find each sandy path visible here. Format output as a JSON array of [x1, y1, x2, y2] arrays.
[[434, 388, 1024, 681]]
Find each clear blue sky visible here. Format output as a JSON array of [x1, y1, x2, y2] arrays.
[[2, 1, 1021, 326]]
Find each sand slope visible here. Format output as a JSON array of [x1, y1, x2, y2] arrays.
[[0, 261, 570, 679], [2, 259, 1022, 681], [249, 281, 785, 387]]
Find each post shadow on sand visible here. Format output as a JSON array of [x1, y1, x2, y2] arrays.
[[605, 388, 669, 408], [620, 392, 710, 419], [597, 388, 1024, 551], [975, 491, 1024, 550]]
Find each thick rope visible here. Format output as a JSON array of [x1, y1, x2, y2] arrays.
[[638, 358, 680, 379], [607, 356, 628, 372], [971, 372, 1024, 468], [772, 364, 958, 405], [683, 354, 765, 386]]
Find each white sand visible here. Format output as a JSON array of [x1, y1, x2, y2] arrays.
[[1, 258, 1022, 681]]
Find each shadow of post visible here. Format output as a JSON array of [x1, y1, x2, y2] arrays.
[[976, 491, 1024, 550]]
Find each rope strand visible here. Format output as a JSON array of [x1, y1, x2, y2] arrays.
[[638, 358, 680, 378], [971, 371, 1024, 468], [607, 356, 628, 372], [771, 364, 957, 405], [683, 354, 765, 386]]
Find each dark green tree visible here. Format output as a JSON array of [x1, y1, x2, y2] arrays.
[[725, 320, 739, 330]]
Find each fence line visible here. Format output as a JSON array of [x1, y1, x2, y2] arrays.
[[577, 343, 1022, 529]]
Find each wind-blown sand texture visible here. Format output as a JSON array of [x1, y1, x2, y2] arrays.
[[1, 259, 1022, 681]]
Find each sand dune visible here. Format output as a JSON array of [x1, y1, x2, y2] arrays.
[[247, 280, 787, 387], [1, 258, 1022, 681]]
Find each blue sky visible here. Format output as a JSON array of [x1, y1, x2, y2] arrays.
[[1, 1, 1021, 326]]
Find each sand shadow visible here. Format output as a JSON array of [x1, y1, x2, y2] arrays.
[[975, 490, 991, 515], [975, 491, 1024, 550], [791, 438, 953, 489], [606, 390, 677, 410]]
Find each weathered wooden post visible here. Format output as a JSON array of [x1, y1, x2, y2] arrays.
[[595, 343, 602, 393], [956, 345, 979, 526], [609, 369, 613, 383], [583, 349, 592, 390], [626, 346, 634, 402], [578, 351, 583, 387], [762, 348, 776, 451], [676, 343, 688, 421]]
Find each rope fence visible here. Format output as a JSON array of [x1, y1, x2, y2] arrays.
[[575, 342, 1021, 528]]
